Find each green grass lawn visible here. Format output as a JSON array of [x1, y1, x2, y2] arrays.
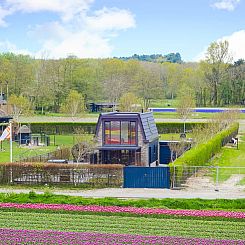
[[150, 99, 178, 107], [0, 134, 94, 163], [0, 210, 244, 240], [159, 133, 193, 141], [153, 112, 245, 119], [0, 141, 56, 163], [210, 134, 245, 183], [1, 192, 245, 210]]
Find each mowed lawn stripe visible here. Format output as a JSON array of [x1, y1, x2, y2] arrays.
[[0, 211, 244, 240]]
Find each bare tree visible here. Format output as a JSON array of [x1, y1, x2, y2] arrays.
[[71, 129, 95, 163], [176, 84, 196, 133], [168, 140, 186, 162]]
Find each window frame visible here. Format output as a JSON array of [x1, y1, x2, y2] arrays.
[[102, 119, 137, 146]]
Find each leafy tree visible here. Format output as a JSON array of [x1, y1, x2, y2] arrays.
[[60, 90, 85, 118], [133, 63, 162, 110], [8, 94, 32, 120], [119, 92, 142, 112], [202, 40, 232, 106], [163, 62, 182, 100]]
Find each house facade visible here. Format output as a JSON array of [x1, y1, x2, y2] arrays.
[[94, 112, 159, 166]]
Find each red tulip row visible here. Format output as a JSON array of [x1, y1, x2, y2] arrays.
[[1, 228, 244, 245], [0, 202, 244, 219]]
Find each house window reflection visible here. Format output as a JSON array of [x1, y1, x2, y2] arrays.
[[103, 120, 137, 145]]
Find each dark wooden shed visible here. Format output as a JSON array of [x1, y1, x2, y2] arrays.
[[16, 125, 31, 145]]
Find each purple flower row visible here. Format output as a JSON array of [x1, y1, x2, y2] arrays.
[[0, 228, 244, 245], [0, 202, 244, 219]]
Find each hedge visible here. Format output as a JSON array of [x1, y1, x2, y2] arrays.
[[0, 163, 123, 187], [22, 122, 207, 135], [26, 122, 96, 135], [171, 123, 239, 167], [169, 123, 239, 187]]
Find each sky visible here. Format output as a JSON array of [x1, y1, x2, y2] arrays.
[[0, 0, 244, 61]]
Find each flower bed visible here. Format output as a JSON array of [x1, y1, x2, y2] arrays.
[[0, 202, 244, 219], [0, 228, 244, 245]]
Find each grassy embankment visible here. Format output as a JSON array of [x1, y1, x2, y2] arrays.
[[211, 134, 245, 184], [0, 192, 244, 211]]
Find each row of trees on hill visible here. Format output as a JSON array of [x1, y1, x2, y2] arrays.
[[0, 40, 244, 117], [119, 52, 182, 63]]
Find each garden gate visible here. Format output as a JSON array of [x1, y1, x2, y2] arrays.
[[123, 166, 170, 188]]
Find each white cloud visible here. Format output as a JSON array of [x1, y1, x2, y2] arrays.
[[211, 0, 240, 11], [4, 0, 93, 22], [85, 7, 136, 32], [36, 31, 113, 59], [218, 30, 245, 61], [195, 30, 245, 61], [0, 0, 136, 58], [0, 40, 32, 55], [0, 6, 12, 27]]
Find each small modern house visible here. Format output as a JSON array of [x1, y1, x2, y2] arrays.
[[16, 125, 31, 145], [88, 102, 119, 113], [94, 112, 159, 166]]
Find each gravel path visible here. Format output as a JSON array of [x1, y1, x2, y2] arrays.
[[0, 186, 244, 199]]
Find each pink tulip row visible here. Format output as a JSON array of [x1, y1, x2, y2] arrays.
[[0, 202, 244, 219], [0, 228, 244, 245]]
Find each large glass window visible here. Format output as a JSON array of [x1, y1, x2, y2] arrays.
[[130, 122, 136, 145], [110, 121, 120, 144], [104, 121, 110, 144], [103, 120, 137, 145], [121, 121, 129, 145]]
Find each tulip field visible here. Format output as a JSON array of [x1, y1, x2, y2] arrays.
[[0, 202, 244, 244]]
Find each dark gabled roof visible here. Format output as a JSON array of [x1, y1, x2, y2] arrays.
[[139, 112, 159, 142], [0, 116, 13, 123], [95, 112, 159, 142], [17, 125, 31, 134]]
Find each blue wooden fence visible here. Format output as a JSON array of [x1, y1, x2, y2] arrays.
[[123, 166, 170, 188]]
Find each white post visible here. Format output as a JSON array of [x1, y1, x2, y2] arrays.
[[10, 121, 13, 163], [19, 122, 21, 145], [215, 166, 219, 191], [10, 121, 13, 184]]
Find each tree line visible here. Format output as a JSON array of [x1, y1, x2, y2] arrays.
[[0, 40, 244, 116]]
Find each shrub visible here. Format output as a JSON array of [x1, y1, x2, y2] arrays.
[[169, 123, 239, 186], [0, 163, 123, 187], [171, 123, 239, 166]]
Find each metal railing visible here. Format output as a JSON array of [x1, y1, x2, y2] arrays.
[[171, 165, 245, 191]]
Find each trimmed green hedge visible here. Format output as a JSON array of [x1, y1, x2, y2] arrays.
[[156, 122, 207, 134], [24, 122, 207, 134], [27, 122, 96, 134], [169, 123, 239, 187], [171, 123, 239, 167]]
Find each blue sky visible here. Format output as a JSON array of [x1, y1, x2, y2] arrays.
[[0, 0, 244, 61]]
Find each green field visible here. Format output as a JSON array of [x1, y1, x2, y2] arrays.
[[0, 210, 244, 240], [211, 134, 245, 183], [0, 141, 56, 163], [0, 192, 244, 211]]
